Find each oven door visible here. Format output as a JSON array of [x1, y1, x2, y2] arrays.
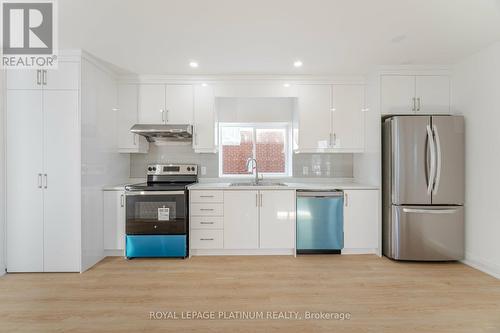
[[126, 191, 187, 235]]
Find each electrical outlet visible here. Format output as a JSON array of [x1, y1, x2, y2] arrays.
[[201, 166, 207, 176], [303, 166, 309, 176]]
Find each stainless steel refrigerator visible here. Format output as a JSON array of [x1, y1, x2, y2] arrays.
[[382, 115, 465, 261]]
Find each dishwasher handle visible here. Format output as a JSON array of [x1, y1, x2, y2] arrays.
[[297, 191, 344, 198]]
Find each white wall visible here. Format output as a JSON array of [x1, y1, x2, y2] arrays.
[[81, 57, 129, 271], [0, 69, 5, 276], [453, 40, 500, 279]]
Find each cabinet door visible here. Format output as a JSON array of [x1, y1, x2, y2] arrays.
[[165, 85, 193, 124], [224, 191, 259, 249], [6, 69, 41, 90], [104, 191, 126, 250], [343, 190, 379, 251], [118, 84, 148, 153], [297, 85, 332, 150], [332, 84, 365, 151], [259, 190, 295, 249], [415, 76, 450, 114], [139, 84, 165, 123], [193, 84, 216, 152], [44, 62, 80, 90], [6, 90, 44, 272], [380, 75, 416, 114], [43, 90, 80, 272]]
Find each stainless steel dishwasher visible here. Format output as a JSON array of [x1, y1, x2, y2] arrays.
[[296, 190, 344, 254]]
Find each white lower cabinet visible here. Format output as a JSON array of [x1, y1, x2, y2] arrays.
[[190, 189, 296, 253], [103, 190, 126, 252], [259, 190, 295, 249], [223, 191, 259, 249], [343, 189, 379, 253]]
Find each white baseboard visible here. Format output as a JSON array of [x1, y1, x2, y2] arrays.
[[104, 249, 125, 257], [462, 253, 500, 279], [190, 248, 295, 256], [341, 248, 378, 255]]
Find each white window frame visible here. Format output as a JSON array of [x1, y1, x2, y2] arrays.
[[218, 122, 293, 178]]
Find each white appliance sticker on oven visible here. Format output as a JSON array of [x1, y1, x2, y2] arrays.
[[158, 207, 170, 221]]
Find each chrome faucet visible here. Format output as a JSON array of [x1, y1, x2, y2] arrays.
[[246, 158, 259, 185]]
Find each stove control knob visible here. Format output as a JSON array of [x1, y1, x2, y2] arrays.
[[187, 167, 192, 171], [148, 167, 153, 172], [152, 166, 157, 171]]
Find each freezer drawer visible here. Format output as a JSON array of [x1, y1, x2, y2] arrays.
[[385, 205, 464, 261]]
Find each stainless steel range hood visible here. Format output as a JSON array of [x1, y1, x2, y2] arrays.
[[130, 124, 193, 144]]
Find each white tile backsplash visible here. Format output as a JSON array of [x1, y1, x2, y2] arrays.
[[130, 145, 353, 178]]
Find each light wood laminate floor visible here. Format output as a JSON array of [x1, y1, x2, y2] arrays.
[[0, 255, 499, 333]]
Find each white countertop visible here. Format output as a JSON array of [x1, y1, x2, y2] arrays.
[[104, 178, 379, 191], [188, 179, 379, 190]]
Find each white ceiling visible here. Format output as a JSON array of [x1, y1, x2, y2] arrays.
[[59, 0, 500, 75]]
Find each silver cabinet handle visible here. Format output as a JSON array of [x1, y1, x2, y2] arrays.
[[42, 70, 47, 85], [432, 124, 442, 195], [256, 193, 258, 207], [412, 97, 416, 111], [120, 194, 125, 207], [37, 173, 42, 188], [200, 238, 214, 241], [333, 133, 337, 147], [133, 134, 136, 145], [200, 222, 214, 224], [165, 109, 169, 122], [200, 208, 214, 211], [43, 174, 48, 189], [426, 125, 436, 195], [417, 97, 421, 111], [259, 193, 263, 207], [160, 109, 165, 122], [200, 195, 214, 198], [329, 133, 333, 147], [344, 192, 348, 207], [36, 70, 41, 85]]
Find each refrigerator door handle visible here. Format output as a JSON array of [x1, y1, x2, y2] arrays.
[[432, 124, 442, 195], [402, 208, 458, 214], [426, 125, 436, 195]]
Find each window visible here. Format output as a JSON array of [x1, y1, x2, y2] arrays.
[[219, 123, 291, 177]]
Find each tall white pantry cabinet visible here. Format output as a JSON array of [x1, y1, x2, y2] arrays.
[[4, 51, 124, 272]]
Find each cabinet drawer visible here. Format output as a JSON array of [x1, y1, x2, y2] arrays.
[[191, 203, 223, 216], [191, 230, 223, 249], [190, 216, 223, 229], [191, 191, 223, 203]]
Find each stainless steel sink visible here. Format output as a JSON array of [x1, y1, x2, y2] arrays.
[[230, 181, 288, 187]]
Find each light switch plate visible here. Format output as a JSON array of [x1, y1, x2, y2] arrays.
[[303, 166, 309, 176], [201, 166, 207, 175]]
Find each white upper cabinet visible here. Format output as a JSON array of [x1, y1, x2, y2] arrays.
[[165, 85, 193, 124], [139, 84, 165, 123], [415, 76, 450, 114], [117, 84, 148, 153], [296, 85, 332, 150], [381, 75, 450, 115], [259, 190, 295, 249], [193, 84, 216, 152], [6, 69, 41, 90], [381, 75, 415, 114], [138, 84, 193, 124], [331, 84, 365, 152], [296, 84, 365, 153], [6, 62, 79, 90], [44, 62, 80, 90]]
